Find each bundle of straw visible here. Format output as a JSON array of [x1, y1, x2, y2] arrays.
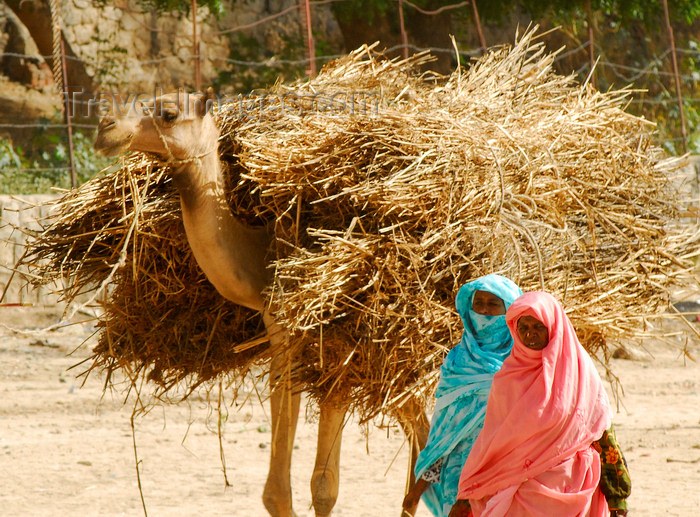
[[22, 29, 700, 420], [23, 156, 266, 399]]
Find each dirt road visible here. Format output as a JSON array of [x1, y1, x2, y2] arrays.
[[1, 307, 699, 516]]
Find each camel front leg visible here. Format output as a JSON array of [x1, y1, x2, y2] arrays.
[[310, 400, 348, 517], [263, 314, 301, 517], [263, 367, 301, 517], [396, 398, 430, 516], [263, 376, 301, 517]]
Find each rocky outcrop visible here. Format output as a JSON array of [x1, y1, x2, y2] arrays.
[[0, 3, 60, 140], [1, 0, 342, 93], [0, 0, 344, 136], [0, 4, 53, 90]]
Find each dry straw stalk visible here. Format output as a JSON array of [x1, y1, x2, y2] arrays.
[[20, 28, 700, 421]]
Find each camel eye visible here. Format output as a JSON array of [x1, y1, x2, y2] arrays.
[[161, 109, 178, 123]]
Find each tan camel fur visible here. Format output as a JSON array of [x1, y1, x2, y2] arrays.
[[94, 90, 429, 517]]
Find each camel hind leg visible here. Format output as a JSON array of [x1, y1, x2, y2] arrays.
[[395, 398, 430, 516], [310, 400, 348, 517]]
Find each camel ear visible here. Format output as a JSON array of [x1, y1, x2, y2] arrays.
[[195, 87, 217, 117]]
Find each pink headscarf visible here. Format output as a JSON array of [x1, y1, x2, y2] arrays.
[[457, 291, 612, 515]]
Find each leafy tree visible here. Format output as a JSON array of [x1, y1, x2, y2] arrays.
[[0, 130, 113, 194], [145, 0, 225, 16], [331, 0, 700, 28], [95, 0, 225, 17], [534, 0, 700, 26]]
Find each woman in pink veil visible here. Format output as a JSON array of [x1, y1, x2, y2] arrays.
[[449, 291, 630, 516]]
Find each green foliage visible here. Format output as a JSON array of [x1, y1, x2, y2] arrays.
[[331, 0, 394, 25], [0, 129, 114, 195], [136, 0, 225, 17], [603, 0, 700, 26], [215, 32, 308, 93], [90, 34, 129, 89], [331, 0, 700, 36], [543, 5, 700, 155], [486, 0, 700, 27], [450, 1, 700, 154], [446, 0, 700, 29], [92, 0, 225, 17], [654, 38, 700, 155]]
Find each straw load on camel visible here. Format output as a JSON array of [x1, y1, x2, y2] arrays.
[[19, 30, 700, 425]]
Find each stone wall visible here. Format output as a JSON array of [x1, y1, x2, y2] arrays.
[[0, 194, 60, 307], [0, 0, 343, 139], [61, 1, 231, 91], [32, 0, 340, 93]]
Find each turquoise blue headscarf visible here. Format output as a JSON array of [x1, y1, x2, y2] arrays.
[[414, 274, 522, 516]]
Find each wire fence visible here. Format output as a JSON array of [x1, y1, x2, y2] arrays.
[[5, 45, 700, 79], [1, 1, 699, 186], [3, 47, 700, 120]]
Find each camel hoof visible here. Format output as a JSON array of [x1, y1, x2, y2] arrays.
[[311, 475, 337, 517], [262, 480, 296, 517]]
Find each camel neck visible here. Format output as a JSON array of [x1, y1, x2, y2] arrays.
[[169, 151, 224, 207], [169, 151, 271, 312]]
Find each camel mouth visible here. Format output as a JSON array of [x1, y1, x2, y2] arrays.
[[94, 134, 132, 157], [94, 142, 126, 157]]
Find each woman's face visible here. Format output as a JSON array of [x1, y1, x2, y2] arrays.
[[516, 315, 549, 350], [472, 290, 506, 316]]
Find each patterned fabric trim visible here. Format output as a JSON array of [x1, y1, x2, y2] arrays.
[[593, 425, 632, 511], [420, 456, 444, 484]]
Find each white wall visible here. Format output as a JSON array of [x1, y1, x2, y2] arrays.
[[0, 194, 61, 307]]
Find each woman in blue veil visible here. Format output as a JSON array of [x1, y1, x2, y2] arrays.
[[402, 274, 522, 516]]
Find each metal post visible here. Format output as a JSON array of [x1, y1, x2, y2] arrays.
[[302, 0, 316, 76], [60, 36, 77, 189], [50, 0, 77, 188], [471, 0, 486, 55], [192, 0, 201, 91], [586, 0, 596, 88], [662, 0, 687, 153], [398, 0, 408, 60]]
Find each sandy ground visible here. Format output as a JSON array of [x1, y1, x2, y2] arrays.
[[1, 307, 699, 517]]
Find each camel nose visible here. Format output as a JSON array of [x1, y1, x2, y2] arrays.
[[98, 115, 116, 132]]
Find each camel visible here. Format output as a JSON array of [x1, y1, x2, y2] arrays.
[[93, 89, 430, 517]]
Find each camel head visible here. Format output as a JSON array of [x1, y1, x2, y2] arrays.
[[94, 89, 219, 162]]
